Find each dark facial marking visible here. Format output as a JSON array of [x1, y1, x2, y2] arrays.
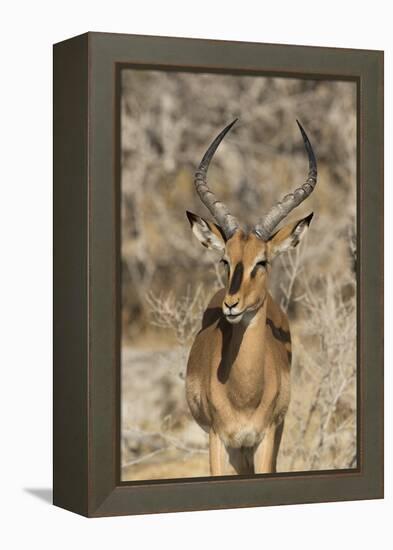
[[266, 318, 291, 344], [228, 262, 244, 295]]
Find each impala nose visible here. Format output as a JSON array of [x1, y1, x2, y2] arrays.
[[224, 299, 239, 310]]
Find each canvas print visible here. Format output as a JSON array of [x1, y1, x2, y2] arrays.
[[120, 69, 357, 481]]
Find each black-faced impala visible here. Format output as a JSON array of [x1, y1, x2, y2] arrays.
[[185, 119, 317, 475]]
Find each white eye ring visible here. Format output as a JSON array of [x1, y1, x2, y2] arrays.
[[256, 260, 268, 268]]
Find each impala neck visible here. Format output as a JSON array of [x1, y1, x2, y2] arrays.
[[218, 295, 268, 408]]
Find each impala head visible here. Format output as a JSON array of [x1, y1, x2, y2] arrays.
[[187, 119, 317, 324]]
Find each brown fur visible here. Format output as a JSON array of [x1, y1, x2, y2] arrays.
[[186, 286, 291, 475], [186, 229, 295, 475], [186, 216, 311, 476]]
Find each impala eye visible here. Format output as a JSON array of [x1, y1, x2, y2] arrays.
[[256, 260, 268, 268]]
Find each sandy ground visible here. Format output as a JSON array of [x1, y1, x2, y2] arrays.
[[121, 346, 210, 481]]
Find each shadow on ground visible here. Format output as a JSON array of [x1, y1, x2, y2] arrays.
[[24, 488, 52, 504]]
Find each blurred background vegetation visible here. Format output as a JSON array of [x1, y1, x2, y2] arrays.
[[120, 69, 357, 481]]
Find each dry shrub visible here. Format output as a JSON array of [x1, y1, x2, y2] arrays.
[[277, 264, 356, 471]]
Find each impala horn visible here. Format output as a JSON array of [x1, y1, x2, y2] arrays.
[[254, 120, 317, 240], [194, 119, 240, 238]]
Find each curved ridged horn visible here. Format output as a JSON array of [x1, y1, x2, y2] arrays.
[[194, 119, 239, 238], [254, 120, 317, 240]]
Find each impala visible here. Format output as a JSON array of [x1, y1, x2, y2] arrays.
[[185, 119, 317, 475]]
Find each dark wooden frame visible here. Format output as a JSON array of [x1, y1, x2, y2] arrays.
[[53, 32, 383, 517]]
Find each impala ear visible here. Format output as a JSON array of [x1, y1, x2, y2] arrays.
[[186, 211, 226, 251], [268, 213, 313, 259]]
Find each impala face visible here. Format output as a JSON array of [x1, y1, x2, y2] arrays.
[[221, 231, 269, 324], [187, 211, 313, 324], [186, 118, 316, 325]]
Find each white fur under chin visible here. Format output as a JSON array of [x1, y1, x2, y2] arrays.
[[224, 308, 259, 326], [225, 314, 244, 324]]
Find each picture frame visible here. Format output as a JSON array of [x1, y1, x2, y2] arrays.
[[53, 32, 383, 517]]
